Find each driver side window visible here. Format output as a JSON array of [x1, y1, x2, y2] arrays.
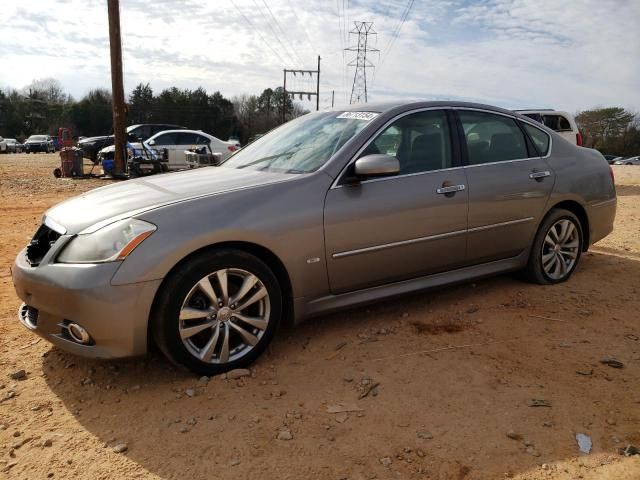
[[361, 110, 452, 174]]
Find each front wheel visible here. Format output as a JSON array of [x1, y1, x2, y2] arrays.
[[151, 249, 282, 376], [523, 209, 583, 284]]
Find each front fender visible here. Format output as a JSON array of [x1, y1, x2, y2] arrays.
[[110, 173, 333, 302]]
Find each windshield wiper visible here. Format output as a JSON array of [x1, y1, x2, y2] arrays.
[[235, 151, 294, 169]]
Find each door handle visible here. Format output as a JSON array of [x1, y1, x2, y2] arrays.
[[529, 170, 550, 181], [436, 184, 466, 195]]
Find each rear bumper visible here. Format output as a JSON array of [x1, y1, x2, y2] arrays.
[[11, 248, 161, 359], [588, 197, 616, 246]]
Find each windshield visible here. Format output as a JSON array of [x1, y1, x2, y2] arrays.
[[222, 111, 377, 173], [28, 135, 47, 141]]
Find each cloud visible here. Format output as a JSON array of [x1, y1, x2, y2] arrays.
[[0, 0, 638, 113]]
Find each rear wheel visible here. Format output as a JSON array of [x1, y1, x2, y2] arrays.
[[151, 249, 282, 376], [523, 209, 583, 284]]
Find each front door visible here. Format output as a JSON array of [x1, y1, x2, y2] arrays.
[[324, 109, 469, 294], [456, 109, 555, 265]]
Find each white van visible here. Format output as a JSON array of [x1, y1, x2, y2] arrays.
[[514, 110, 583, 146]]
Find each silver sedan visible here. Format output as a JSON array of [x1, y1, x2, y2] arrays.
[[12, 101, 617, 375]]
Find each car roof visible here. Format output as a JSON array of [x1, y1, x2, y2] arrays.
[[516, 109, 572, 117], [147, 129, 224, 140], [332, 100, 531, 118], [150, 129, 207, 135]]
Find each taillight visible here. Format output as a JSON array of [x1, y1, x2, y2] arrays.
[[228, 145, 237, 152], [576, 131, 583, 146]]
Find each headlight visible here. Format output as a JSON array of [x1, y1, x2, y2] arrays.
[[57, 218, 156, 264]]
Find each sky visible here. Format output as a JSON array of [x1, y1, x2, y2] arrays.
[[1, 0, 639, 113]]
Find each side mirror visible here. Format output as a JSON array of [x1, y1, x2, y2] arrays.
[[147, 139, 156, 146], [354, 154, 400, 178]]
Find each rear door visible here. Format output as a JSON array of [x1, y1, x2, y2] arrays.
[[457, 109, 555, 265], [151, 132, 179, 168], [324, 109, 469, 294], [173, 132, 200, 167]]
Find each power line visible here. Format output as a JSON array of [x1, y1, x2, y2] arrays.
[[286, 0, 318, 55], [251, 0, 301, 66], [378, 0, 414, 71], [229, 0, 289, 66], [260, 0, 306, 66]]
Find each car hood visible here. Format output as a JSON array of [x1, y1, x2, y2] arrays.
[[45, 166, 296, 234]]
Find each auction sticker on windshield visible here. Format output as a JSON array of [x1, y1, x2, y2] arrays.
[[336, 112, 379, 121]]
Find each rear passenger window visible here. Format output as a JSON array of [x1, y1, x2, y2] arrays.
[[459, 111, 528, 165], [177, 132, 199, 144], [361, 110, 452, 174], [522, 123, 550, 156]]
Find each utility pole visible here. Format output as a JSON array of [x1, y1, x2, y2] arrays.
[[345, 22, 378, 104], [316, 55, 321, 111], [282, 55, 321, 123], [107, 0, 126, 175], [331, 90, 335, 108]]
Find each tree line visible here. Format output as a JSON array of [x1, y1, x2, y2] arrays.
[[0, 78, 307, 144], [2, 79, 637, 156], [575, 107, 639, 157]]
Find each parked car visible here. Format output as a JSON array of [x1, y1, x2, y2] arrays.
[[227, 136, 241, 148], [603, 154, 623, 164], [0, 136, 7, 153], [514, 109, 582, 146], [24, 135, 54, 153], [145, 129, 238, 170], [78, 124, 187, 162], [614, 156, 640, 165], [12, 101, 616, 375], [4, 138, 23, 153]]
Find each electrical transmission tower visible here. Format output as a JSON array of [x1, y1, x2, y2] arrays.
[[345, 22, 378, 104]]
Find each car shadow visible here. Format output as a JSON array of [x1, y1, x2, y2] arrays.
[[42, 251, 640, 479]]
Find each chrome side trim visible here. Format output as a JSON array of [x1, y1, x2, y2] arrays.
[[590, 198, 616, 208], [332, 217, 535, 259], [332, 229, 466, 259], [463, 157, 535, 169], [468, 217, 534, 233]]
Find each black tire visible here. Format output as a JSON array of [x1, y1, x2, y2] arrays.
[[151, 249, 282, 376], [523, 208, 583, 285]]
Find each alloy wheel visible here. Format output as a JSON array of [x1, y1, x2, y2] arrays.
[[178, 268, 270, 364], [541, 218, 580, 280]]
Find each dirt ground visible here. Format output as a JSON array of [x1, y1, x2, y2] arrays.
[[0, 153, 639, 480]]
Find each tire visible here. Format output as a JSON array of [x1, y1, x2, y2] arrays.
[[523, 208, 583, 285], [151, 249, 282, 376]]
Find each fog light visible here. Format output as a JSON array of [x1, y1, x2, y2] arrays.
[[18, 303, 38, 329], [67, 323, 91, 344]]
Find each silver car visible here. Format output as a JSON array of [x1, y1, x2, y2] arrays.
[[12, 101, 616, 375]]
